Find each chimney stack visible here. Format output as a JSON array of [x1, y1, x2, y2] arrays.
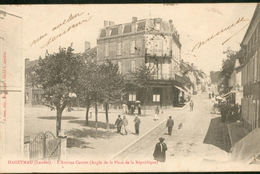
[[104, 20, 108, 27], [132, 17, 137, 22], [25, 58, 30, 65], [85, 41, 91, 51], [118, 24, 122, 35], [109, 21, 114, 26]]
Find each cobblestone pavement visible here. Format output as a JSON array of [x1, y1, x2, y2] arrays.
[[112, 93, 232, 171]]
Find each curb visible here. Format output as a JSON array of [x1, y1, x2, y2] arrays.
[[227, 123, 234, 147], [108, 118, 167, 160]]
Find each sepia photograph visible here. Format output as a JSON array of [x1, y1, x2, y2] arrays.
[[0, 3, 260, 172]]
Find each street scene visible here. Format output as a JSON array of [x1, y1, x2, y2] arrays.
[[1, 3, 260, 172]]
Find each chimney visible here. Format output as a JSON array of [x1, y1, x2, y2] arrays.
[[25, 58, 30, 65], [118, 24, 122, 35], [132, 17, 137, 22], [104, 20, 108, 27], [85, 41, 91, 51], [109, 21, 114, 26], [169, 20, 173, 32]]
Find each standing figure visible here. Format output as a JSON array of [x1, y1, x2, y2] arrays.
[[121, 116, 128, 135], [133, 114, 141, 135], [190, 100, 194, 111], [115, 115, 122, 133], [166, 116, 174, 135], [138, 104, 141, 116], [154, 106, 160, 121], [89, 106, 93, 118], [153, 137, 167, 162]]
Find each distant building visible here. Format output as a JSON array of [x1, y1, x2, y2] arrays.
[[241, 4, 260, 131], [96, 17, 189, 108], [25, 58, 44, 106]]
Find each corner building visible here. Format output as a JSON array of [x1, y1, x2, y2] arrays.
[[96, 17, 186, 108]]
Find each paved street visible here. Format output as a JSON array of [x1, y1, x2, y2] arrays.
[[113, 93, 231, 171]]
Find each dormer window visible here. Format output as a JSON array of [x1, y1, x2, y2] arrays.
[[155, 22, 161, 30]]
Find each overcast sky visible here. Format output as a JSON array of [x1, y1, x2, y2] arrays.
[[12, 3, 257, 74]]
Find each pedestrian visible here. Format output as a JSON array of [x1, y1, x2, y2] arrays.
[[190, 100, 194, 111], [89, 106, 93, 118], [121, 115, 128, 135], [153, 137, 167, 162], [166, 116, 174, 135], [115, 115, 123, 133], [154, 106, 159, 121], [138, 104, 141, 116], [133, 114, 141, 135]]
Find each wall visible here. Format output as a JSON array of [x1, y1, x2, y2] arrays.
[[0, 7, 24, 160]]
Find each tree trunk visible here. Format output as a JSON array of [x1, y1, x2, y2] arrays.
[[95, 103, 98, 139], [86, 106, 90, 125], [56, 109, 62, 136], [105, 103, 110, 129]]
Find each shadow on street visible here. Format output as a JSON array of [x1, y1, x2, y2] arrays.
[[67, 137, 94, 149], [203, 117, 228, 152], [38, 116, 80, 120], [68, 120, 116, 129], [67, 128, 117, 139]]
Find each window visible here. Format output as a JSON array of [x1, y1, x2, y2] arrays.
[[117, 42, 122, 56], [153, 40, 163, 56], [118, 62, 122, 74], [131, 60, 136, 72], [130, 40, 136, 54], [153, 94, 160, 102], [155, 23, 161, 30], [129, 92, 136, 101], [105, 43, 109, 57]]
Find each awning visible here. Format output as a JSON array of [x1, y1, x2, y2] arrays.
[[184, 86, 191, 94], [174, 85, 190, 95], [222, 91, 236, 98]]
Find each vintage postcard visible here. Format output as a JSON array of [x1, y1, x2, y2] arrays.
[[0, 3, 260, 172]]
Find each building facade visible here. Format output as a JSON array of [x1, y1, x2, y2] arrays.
[[96, 17, 187, 108], [241, 4, 260, 131]]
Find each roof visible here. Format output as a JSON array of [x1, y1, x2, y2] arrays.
[[98, 18, 180, 40], [84, 46, 97, 58], [241, 4, 260, 45], [25, 59, 39, 69]]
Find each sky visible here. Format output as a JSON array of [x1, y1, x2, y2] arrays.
[[10, 3, 257, 75]]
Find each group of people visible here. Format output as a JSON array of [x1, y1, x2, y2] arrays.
[[220, 101, 241, 122], [114, 114, 141, 135], [124, 104, 142, 115]]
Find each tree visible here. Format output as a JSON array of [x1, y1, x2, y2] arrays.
[[128, 64, 156, 115], [100, 60, 125, 129], [77, 61, 98, 126], [35, 45, 82, 136], [220, 48, 242, 92]]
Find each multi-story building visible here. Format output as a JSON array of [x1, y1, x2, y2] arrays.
[[25, 58, 44, 106], [241, 4, 260, 131], [96, 17, 186, 108]]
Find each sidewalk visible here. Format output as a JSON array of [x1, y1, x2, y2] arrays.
[[226, 121, 249, 147]]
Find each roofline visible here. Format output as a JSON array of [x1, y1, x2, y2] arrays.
[[241, 3, 260, 45]]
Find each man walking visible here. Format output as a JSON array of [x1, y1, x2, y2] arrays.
[[166, 116, 174, 135], [133, 114, 141, 135], [115, 115, 122, 133], [154, 106, 160, 121], [121, 115, 128, 135], [153, 137, 167, 162], [190, 100, 194, 111]]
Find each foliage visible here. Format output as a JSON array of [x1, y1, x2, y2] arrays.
[[220, 48, 242, 87], [128, 64, 156, 108], [34, 45, 82, 136]]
